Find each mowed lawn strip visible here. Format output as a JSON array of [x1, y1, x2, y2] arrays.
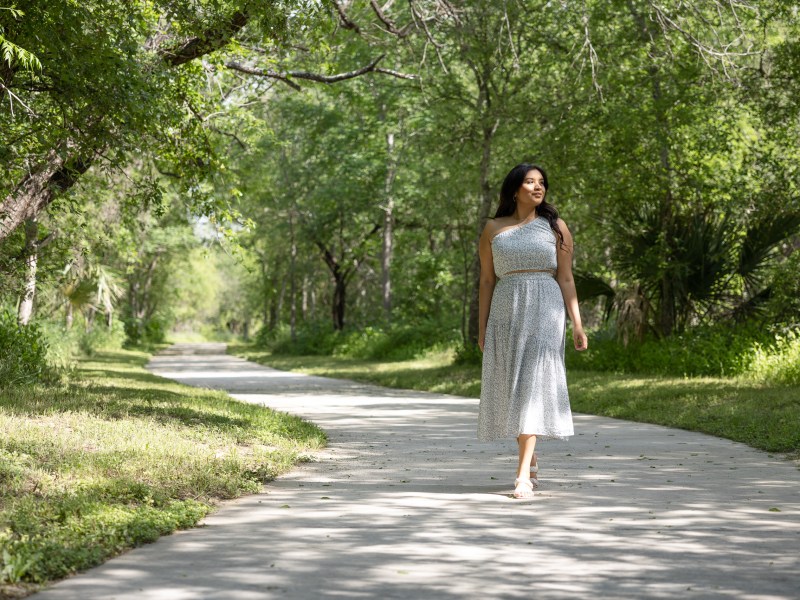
[[230, 345, 800, 456], [0, 349, 325, 594]]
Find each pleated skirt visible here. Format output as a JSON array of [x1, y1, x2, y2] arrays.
[[478, 272, 574, 441]]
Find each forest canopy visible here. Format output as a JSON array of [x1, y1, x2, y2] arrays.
[[1, 0, 799, 382]]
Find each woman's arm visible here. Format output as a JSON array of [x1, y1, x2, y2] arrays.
[[478, 223, 498, 352], [555, 219, 588, 351]]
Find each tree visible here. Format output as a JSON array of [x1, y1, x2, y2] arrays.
[[557, 1, 800, 337], [409, 0, 597, 344], [0, 0, 418, 245]]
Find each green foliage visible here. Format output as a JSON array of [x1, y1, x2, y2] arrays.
[[261, 320, 460, 361], [765, 251, 800, 323], [0, 311, 50, 387], [748, 330, 800, 385], [566, 323, 769, 377], [36, 321, 79, 372], [566, 322, 800, 384], [78, 321, 126, 356], [0, 349, 325, 585], [124, 315, 168, 346], [0, 499, 208, 583], [2, 1, 800, 397], [260, 321, 339, 356], [0, 7, 41, 73], [334, 322, 460, 361], [453, 342, 484, 366]]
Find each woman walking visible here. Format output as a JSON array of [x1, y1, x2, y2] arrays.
[[478, 163, 588, 499]]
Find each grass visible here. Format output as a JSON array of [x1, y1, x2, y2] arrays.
[[230, 344, 800, 456], [0, 349, 325, 595]]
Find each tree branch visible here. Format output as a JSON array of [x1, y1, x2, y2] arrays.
[[210, 126, 247, 150], [157, 11, 249, 66], [225, 55, 416, 88], [374, 66, 417, 80], [224, 62, 302, 90], [315, 240, 341, 277], [333, 1, 361, 34], [343, 222, 382, 282], [370, 0, 414, 37], [409, 0, 448, 73]]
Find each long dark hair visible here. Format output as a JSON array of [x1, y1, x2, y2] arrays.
[[494, 163, 564, 248]]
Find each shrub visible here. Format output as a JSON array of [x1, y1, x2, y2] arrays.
[[0, 311, 51, 387], [265, 322, 341, 356], [454, 341, 483, 366], [260, 320, 460, 361], [37, 321, 79, 372], [78, 320, 126, 356], [123, 316, 168, 346], [747, 329, 800, 385], [566, 322, 770, 377], [335, 322, 459, 360]]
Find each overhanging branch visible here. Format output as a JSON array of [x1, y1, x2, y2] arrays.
[[370, 0, 414, 37], [225, 55, 416, 89], [224, 62, 302, 90], [157, 11, 249, 66], [333, 1, 361, 34]]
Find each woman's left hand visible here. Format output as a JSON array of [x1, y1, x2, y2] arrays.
[[573, 327, 588, 351]]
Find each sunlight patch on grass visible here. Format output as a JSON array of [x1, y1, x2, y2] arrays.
[[0, 349, 325, 588]]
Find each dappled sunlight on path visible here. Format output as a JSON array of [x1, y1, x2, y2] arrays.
[[35, 343, 800, 599]]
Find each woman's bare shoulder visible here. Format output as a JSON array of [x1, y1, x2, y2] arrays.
[[483, 216, 515, 236]]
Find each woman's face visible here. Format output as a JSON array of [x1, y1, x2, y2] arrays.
[[517, 169, 546, 206]]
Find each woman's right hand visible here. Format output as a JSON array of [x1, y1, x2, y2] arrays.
[[478, 332, 485, 352]]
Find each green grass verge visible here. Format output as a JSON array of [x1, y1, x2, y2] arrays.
[[0, 349, 325, 593], [230, 344, 800, 456]]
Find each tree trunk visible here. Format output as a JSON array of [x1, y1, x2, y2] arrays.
[[85, 308, 96, 332], [302, 274, 309, 319], [467, 118, 501, 344], [126, 254, 160, 339], [629, 1, 677, 337], [289, 212, 297, 342], [332, 276, 347, 331], [258, 254, 270, 328], [314, 223, 380, 332], [268, 259, 281, 331], [269, 296, 278, 331], [0, 148, 93, 243], [17, 219, 39, 326], [140, 255, 160, 322], [277, 271, 287, 324], [381, 131, 397, 324], [459, 221, 472, 344]]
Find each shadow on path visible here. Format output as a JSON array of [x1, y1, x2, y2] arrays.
[[34, 343, 800, 599]]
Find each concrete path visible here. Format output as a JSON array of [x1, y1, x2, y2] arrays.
[[36, 343, 799, 599]]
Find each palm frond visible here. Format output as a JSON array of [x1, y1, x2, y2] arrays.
[[738, 211, 800, 294], [573, 270, 615, 321]]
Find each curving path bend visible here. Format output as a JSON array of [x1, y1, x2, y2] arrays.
[[35, 343, 800, 599]]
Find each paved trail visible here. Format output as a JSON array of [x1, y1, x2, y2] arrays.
[[36, 343, 799, 599]]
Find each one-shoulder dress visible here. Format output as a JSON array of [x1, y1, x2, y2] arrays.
[[478, 217, 574, 441]]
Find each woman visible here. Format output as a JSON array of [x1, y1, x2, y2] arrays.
[[478, 163, 588, 499]]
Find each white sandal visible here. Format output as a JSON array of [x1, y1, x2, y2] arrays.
[[530, 452, 539, 480], [513, 477, 535, 499]]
